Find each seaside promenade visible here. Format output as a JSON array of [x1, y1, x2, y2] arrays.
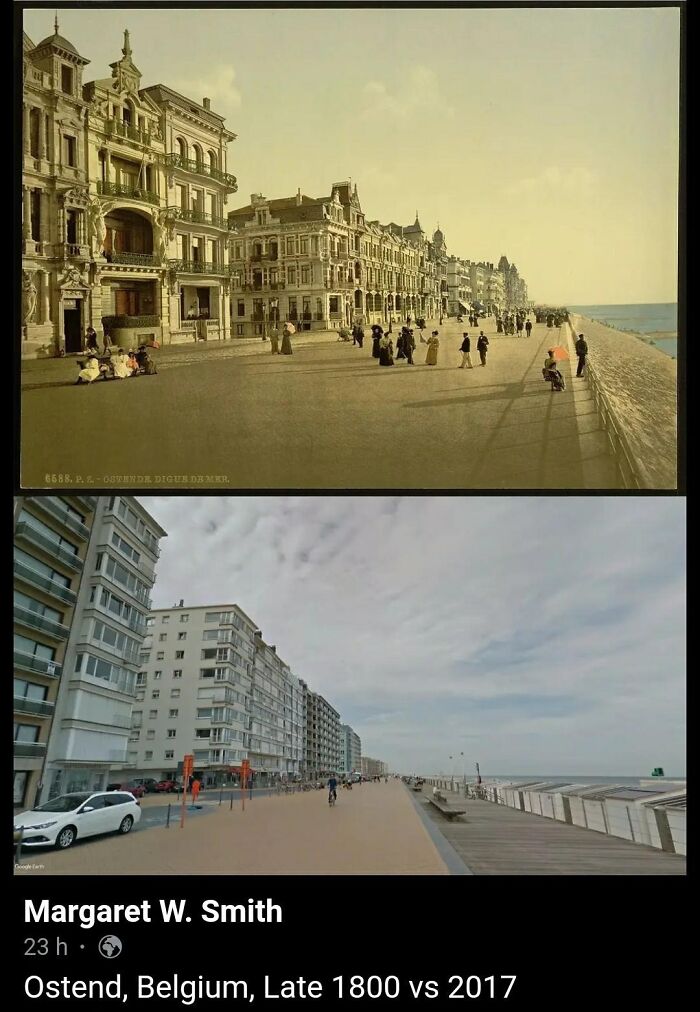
[[20, 316, 622, 489], [15, 779, 685, 876]]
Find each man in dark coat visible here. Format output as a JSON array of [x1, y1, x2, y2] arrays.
[[575, 333, 588, 377]]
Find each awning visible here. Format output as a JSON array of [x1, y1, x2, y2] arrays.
[[458, 301, 468, 311]]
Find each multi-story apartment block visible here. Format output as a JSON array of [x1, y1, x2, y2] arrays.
[[306, 693, 341, 780], [361, 756, 388, 778], [482, 262, 504, 314], [13, 494, 99, 808], [338, 724, 362, 777], [40, 496, 166, 801], [447, 256, 472, 316], [21, 23, 236, 358], [124, 604, 304, 784]]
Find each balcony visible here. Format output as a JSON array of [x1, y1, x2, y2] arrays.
[[168, 259, 227, 276], [105, 252, 161, 267], [104, 118, 152, 145], [163, 152, 238, 191], [250, 251, 278, 262], [101, 314, 160, 330], [14, 696, 55, 718], [14, 603, 70, 640], [14, 741, 47, 757], [165, 206, 229, 230], [28, 496, 91, 540], [15, 523, 83, 572], [14, 559, 77, 606], [97, 181, 159, 205], [14, 650, 61, 679], [70, 495, 98, 511]]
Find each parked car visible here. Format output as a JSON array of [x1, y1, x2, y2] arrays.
[[106, 781, 146, 798], [133, 778, 159, 793], [155, 779, 178, 793], [14, 791, 142, 850]]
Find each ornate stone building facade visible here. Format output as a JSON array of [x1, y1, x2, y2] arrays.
[[21, 23, 237, 357]]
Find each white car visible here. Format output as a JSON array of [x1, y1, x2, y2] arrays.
[[14, 790, 142, 850]]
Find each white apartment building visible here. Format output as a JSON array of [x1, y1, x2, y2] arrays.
[[40, 495, 166, 800], [306, 692, 341, 780], [338, 723, 362, 777], [124, 603, 305, 784]]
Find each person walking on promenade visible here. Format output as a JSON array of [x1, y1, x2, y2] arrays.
[[281, 323, 294, 355], [371, 324, 383, 358], [396, 329, 406, 360], [355, 324, 364, 349], [378, 332, 394, 366], [525, 319, 532, 338], [404, 328, 416, 364], [269, 326, 280, 354], [459, 332, 473, 368], [477, 331, 489, 366], [575, 333, 588, 377], [422, 329, 440, 365], [191, 777, 201, 805]]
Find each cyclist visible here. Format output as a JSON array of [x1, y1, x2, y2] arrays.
[[327, 775, 338, 805]]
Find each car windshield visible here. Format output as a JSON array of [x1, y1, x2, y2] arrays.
[[32, 792, 93, 813]]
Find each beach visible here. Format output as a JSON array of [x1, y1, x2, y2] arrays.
[[570, 314, 677, 489]]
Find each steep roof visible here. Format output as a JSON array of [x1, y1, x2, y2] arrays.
[[33, 32, 82, 57]]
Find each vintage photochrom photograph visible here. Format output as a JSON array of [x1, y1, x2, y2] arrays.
[[19, 5, 680, 490], [13, 494, 685, 875]]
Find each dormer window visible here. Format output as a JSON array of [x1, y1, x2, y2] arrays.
[[61, 65, 73, 95]]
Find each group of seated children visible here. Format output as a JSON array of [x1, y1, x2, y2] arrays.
[[76, 344, 158, 384]]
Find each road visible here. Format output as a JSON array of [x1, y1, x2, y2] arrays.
[[20, 317, 621, 489]]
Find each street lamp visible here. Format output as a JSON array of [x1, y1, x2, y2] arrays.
[[460, 751, 465, 787], [448, 755, 454, 791]]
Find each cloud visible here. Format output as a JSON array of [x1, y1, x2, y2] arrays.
[[360, 66, 454, 122], [169, 63, 242, 113], [139, 496, 685, 775], [505, 166, 597, 198]]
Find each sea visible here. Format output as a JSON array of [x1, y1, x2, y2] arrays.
[[567, 302, 678, 359], [477, 775, 686, 788]]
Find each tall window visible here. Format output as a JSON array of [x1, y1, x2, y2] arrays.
[[63, 135, 77, 167], [177, 137, 187, 160], [61, 65, 73, 95]]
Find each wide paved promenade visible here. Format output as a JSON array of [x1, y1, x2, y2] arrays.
[[15, 780, 449, 876], [21, 316, 620, 489], [411, 786, 686, 875]]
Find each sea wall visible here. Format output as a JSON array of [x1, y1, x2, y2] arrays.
[[570, 314, 677, 489]]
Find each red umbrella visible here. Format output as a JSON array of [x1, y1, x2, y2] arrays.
[[548, 345, 570, 361]]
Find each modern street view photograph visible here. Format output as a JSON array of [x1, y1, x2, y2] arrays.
[[14, 494, 686, 875], [19, 5, 681, 489]]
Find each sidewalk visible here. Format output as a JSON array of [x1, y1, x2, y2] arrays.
[[15, 780, 450, 876]]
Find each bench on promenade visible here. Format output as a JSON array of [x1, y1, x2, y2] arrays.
[[426, 792, 465, 821]]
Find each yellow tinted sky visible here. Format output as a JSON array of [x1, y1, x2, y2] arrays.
[[25, 6, 681, 304]]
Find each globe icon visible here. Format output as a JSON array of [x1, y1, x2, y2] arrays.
[[98, 935, 123, 959]]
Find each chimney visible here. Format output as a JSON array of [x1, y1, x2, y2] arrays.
[[296, 188, 302, 206], [179, 599, 184, 607], [203, 97, 211, 110]]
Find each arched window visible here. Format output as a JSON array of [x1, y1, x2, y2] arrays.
[[208, 150, 217, 172], [193, 144, 204, 172], [177, 137, 188, 160], [123, 100, 136, 126]]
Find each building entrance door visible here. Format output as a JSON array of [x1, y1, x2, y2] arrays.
[[64, 306, 82, 352]]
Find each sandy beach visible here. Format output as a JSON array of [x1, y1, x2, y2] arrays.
[[571, 314, 677, 488]]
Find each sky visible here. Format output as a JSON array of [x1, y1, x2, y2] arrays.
[[137, 495, 686, 777], [23, 5, 681, 305]]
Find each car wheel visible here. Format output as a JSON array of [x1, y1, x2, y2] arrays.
[[56, 825, 76, 849], [119, 816, 134, 834]]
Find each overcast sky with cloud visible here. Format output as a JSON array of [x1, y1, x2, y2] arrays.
[[137, 496, 686, 777], [24, 6, 680, 304]]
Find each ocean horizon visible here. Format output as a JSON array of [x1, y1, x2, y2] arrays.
[[431, 775, 686, 787], [568, 302, 678, 359]]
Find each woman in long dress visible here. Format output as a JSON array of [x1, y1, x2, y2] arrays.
[[76, 355, 101, 384], [269, 328, 280, 354], [378, 334, 394, 366], [371, 325, 383, 359], [423, 330, 439, 366], [281, 324, 293, 355]]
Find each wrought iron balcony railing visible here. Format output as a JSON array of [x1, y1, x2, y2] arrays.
[[97, 181, 159, 205], [105, 251, 161, 267], [165, 206, 229, 230], [168, 259, 227, 275], [163, 153, 238, 191], [104, 118, 152, 145]]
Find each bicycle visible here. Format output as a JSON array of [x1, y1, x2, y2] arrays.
[[328, 790, 337, 807]]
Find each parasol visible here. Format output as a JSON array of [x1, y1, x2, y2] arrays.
[[548, 345, 569, 362]]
